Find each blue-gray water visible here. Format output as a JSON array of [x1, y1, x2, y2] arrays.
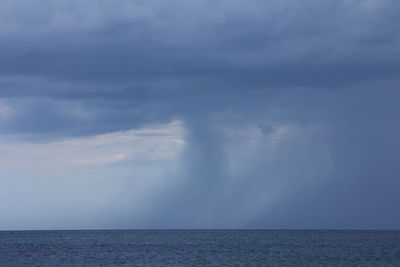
[[0, 230, 399, 266]]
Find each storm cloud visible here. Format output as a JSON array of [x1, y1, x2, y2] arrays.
[[0, 0, 399, 229]]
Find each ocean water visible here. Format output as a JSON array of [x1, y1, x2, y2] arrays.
[[0, 230, 399, 266]]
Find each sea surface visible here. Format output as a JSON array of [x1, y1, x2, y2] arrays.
[[0, 230, 399, 266]]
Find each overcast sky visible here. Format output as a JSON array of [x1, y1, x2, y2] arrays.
[[0, 0, 399, 230]]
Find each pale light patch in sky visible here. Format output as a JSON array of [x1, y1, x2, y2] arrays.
[[0, 120, 184, 172], [0, 120, 184, 230]]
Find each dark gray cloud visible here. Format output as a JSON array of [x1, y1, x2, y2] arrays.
[[0, 0, 399, 228]]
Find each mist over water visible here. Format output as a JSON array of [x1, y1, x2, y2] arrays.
[[130, 86, 400, 229]]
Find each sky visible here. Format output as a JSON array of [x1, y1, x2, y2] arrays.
[[0, 0, 399, 230]]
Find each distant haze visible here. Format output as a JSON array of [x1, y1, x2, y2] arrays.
[[0, 0, 399, 230]]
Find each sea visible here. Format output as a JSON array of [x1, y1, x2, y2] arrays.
[[0, 230, 399, 266]]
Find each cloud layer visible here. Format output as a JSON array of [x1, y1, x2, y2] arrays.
[[0, 0, 399, 229]]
